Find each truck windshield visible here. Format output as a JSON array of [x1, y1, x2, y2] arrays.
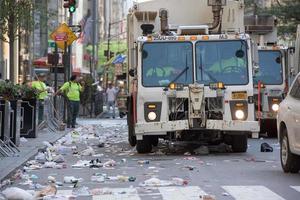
[[254, 50, 283, 85], [142, 42, 193, 87], [196, 40, 249, 85]]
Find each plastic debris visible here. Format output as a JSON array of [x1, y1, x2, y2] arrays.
[[138, 160, 150, 164], [48, 176, 56, 183], [80, 146, 95, 156], [261, 142, 274, 152], [63, 176, 82, 184], [201, 194, 216, 200], [35, 185, 57, 198], [20, 137, 28, 143], [72, 186, 90, 196], [2, 187, 34, 200], [140, 177, 188, 187], [103, 159, 116, 168]]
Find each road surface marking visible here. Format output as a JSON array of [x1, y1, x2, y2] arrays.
[[159, 186, 207, 200], [222, 186, 285, 200], [93, 188, 140, 200], [290, 186, 300, 192]]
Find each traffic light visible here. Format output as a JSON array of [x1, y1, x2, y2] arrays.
[[63, 0, 76, 13]]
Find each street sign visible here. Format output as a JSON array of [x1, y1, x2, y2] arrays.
[[50, 23, 78, 50], [54, 33, 68, 41]]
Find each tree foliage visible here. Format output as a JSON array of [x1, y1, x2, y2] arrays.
[[267, 0, 300, 36], [0, 0, 33, 43]]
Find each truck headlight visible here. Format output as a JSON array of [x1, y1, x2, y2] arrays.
[[235, 110, 245, 120], [272, 104, 279, 112], [148, 112, 157, 121]]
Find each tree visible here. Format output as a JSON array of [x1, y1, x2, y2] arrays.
[[0, 0, 32, 82], [267, 0, 300, 36]]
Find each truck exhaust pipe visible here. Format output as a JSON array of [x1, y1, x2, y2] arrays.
[[209, 4, 222, 31], [208, 0, 227, 33], [159, 9, 169, 35]]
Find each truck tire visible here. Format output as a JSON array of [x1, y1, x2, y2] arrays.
[[280, 128, 300, 173], [151, 136, 159, 147], [127, 98, 136, 147], [231, 134, 248, 153], [136, 136, 152, 153]]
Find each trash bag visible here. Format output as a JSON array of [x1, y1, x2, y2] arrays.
[[261, 142, 273, 152], [2, 187, 34, 200]]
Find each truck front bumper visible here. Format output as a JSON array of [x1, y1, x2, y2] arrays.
[[135, 119, 260, 136]]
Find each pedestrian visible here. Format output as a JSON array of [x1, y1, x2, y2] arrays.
[[31, 73, 48, 124], [106, 83, 118, 119], [56, 75, 83, 128]]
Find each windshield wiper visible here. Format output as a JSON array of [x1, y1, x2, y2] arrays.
[[168, 66, 189, 87], [198, 65, 218, 83]]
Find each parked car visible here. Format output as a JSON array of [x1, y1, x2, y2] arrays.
[[277, 73, 300, 173]]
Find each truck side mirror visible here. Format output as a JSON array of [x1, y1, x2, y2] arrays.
[[129, 69, 135, 77]]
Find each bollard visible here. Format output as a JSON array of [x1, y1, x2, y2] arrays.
[[9, 100, 21, 146], [3, 100, 11, 141]]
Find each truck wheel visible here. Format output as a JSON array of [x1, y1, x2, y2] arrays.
[[151, 136, 159, 147], [136, 136, 152, 154], [127, 98, 136, 147], [231, 134, 248, 153], [280, 128, 300, 173]]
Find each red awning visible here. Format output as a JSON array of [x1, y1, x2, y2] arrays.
[[33, 57, 50, 67]]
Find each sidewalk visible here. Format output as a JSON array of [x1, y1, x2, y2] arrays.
[[0, 129, 67, 181]]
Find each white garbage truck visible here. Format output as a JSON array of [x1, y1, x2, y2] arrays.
[[127, 0, 260, 153], [245, 15, 294, 137]]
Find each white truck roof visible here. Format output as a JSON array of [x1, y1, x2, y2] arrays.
[[131, 0, 245, 34]]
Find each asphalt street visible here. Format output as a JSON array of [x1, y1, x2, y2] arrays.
[[1, 118, 300, 200]]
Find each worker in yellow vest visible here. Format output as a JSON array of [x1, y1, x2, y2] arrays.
[[31, 73, 48, 124], [56, 75, 83, 128]]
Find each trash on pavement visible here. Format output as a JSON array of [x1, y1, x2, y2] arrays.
[[80, 146, 95, 156], [261, 142, 274, 152], [2, 187, 34, 200], [140, 177, 188, 187], [72, 186, 90, 196], [35, 185, 57, 198], [20, 137, 28, 143], [63, 176, 82, 184], [138, 160, 150, 164], [200, 194, 216, 200], [103, 159, 116, 168]]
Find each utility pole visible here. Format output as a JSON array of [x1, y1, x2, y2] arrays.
[[68, 13, 73, 79], [91, 0, 97, 79]]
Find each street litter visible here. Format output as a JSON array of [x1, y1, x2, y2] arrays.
[[35, 185, 57, 198], [2, 187, 34, 200], [72, 160, 90, 168], [103, 159, 116, 168], [200, 194, 216, 200], [20, 137, 28, 143], [63, 176, 82, 184], [261, 142, 274, 152], [72, 186, 90, 196], [138, 160, 150, 164], [80, 146, 95, 156], [48, 176, 56, 183], [140, 177, 188, 187]]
